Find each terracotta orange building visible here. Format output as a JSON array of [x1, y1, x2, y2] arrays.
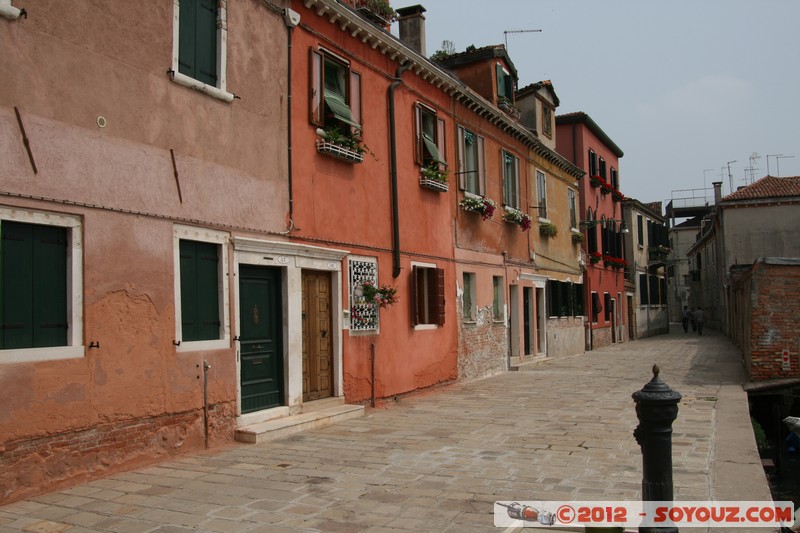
[[1, 0, 590, 504], [556, 112, 627, 348], [0, 0, 295, 502]]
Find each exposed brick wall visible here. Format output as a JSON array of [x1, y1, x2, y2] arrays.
[[733, 261, 800, 381], [0, 402, 237, 505], [591, 325, 612, 349], [457, 305, 507, 380]]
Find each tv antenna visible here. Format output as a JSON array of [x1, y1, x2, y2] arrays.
[[746, 153, 761, 184], [726, 160, 737, 194], [504, 29, 542, 50]]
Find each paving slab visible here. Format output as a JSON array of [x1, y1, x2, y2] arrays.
[[0, 327, 778, 532]]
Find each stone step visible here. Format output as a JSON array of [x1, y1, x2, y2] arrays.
[[235, 403, 365, 444]]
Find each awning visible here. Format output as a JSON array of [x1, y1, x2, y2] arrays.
[[422, 134, 446, 165], [324, 90, 360, 129]]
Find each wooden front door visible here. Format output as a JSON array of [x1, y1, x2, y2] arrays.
[[302, 271, 333, 402], [239, 265, 283, 413]]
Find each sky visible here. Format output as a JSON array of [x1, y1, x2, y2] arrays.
[[393, 0, 800, 208]]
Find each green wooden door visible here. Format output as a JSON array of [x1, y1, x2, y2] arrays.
[[239, 265, 283, 413]]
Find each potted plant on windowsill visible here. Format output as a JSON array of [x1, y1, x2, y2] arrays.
[[539, 221, 558, 238], [589, 251, 602, 264], [589, 175, 604, 188], [502, 207, 532, 231], [419, 162, 448, 192], [459, 196, 496, 220], [316, 127, 365, 163], [497, 96, 521, 120], [355, 0, 396, 26], [612, 188, 625, 202], [571, 231, 584, 244], [600, 181, 614, 194], [361, 281, 398, 309]]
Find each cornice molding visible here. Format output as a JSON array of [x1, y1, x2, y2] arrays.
[[302, 0, 584, 179]]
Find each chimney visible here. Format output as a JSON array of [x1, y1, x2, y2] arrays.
[[712, 181, 723, 204], [396, 5, 426, 56]]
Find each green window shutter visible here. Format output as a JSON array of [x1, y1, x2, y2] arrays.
[[1, 222, 67, 349], [324, 91, 360, 129], [422, 134, 445, 165], [2, 222, 34, 349], [180, 240, 220, 342], [179, 0, 218, 87], [32, 225, 67, 347]]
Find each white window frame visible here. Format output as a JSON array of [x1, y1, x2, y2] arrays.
[[170, 0, 234, 103], [411, 260, 439, 331], [502, 150, 520, 210], [0, 0, 22, 20], [568, 188, 577, 229], [348, 255, 380, 334], [536, 170, 549, 222], [173, 224, 231, 352], [0, 207, 84, 363], [492, 275, 505, 323], [462, 272, 476, 323]]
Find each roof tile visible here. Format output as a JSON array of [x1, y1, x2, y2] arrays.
[[722, 175, 800, 201]]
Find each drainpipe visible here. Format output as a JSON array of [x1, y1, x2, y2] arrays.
[[388, 62, 412, 278], [284, 9, 301, 230]]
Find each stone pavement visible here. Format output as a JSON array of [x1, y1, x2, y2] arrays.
[[0, 327, 776, 532]]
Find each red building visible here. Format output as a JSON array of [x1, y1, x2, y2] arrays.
[[556, 112, 627, 348]]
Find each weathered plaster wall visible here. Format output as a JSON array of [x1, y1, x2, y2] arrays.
[[546, 317, 584, 357], [0, 0, 288, 503]]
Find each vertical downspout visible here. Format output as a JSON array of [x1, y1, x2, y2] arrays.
[[284, 9, 300, 229], [287, 25, 294, 223], [388, 63, 411, 278]]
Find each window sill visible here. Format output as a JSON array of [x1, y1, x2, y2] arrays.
[[1, 345, 84, 364], [413, 324, 438, 331], [177, 338, 230, 353], [538, 217, 551, 224], [169, 71, 235, 103], [571, 228, 582, 234], [316, 139, 364, 164], [419, 175, 449, 192], [0, 2, 21, 20]]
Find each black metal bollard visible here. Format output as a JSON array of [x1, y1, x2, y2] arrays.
[[632, 364, 681, 533]]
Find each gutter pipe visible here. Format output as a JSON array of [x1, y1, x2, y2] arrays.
[[388, 62, 411, 278]]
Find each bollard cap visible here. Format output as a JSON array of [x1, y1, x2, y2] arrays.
[[632, 364, 682, 403]]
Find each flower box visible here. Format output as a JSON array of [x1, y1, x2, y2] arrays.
[[419, 176, 448, 192], [316, 139, 364, 164], [498, 98, 521, 120], [571, 231, 584, 244], [612, 189, 625, 202], [539, 221, 558, 238], [460, 196, 496, 220], [600, 182, 613, 194], [354, 0, 396, 26], [589, 175, 604, 188], [589, 251, 602, 264], [502, 207, 532, 231], [603, 255, 627, 269]]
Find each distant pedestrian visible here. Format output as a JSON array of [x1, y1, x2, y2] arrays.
[[690, 307, 697, 332], [694, 307, 705, 335], [681, 306, 691, 333]]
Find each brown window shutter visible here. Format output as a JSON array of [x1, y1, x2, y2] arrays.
[[310, 48, 322, 126], [457, 126, 466, 190], [414, 104, 423, 165], [434, 268, 446, 326]]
